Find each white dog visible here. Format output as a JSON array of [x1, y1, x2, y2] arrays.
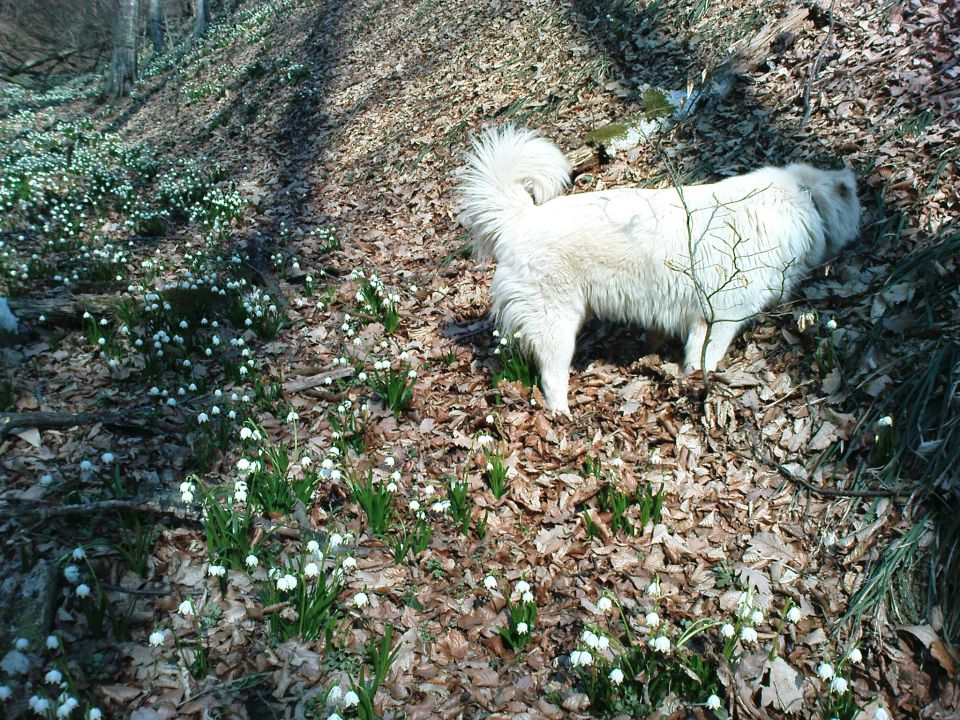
[[458, 125, 861, 413]]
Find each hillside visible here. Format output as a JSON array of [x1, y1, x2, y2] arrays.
[[0, 0, 957, 718]]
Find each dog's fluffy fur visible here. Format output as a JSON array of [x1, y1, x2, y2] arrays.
[[458, 125, 862, 412]]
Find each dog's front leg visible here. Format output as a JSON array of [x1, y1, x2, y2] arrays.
[[532, 314, 579, 414], [682, 318, 740, 373]]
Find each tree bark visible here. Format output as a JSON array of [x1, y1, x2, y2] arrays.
[[106, 0, 139, 97], [148, 0, 165, 54], [193, 0, 210, 39]]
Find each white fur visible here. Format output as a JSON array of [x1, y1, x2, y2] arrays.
[[459, 125, 862, 412]]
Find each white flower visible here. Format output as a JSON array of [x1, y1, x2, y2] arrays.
[[581, 630, 598, 648], [100, 453, 114, 464], [327, 685, 343, 702], [515, 580, 531, 595], [739, 625, 760, 643], [646, 579, 660, 597], [386, 481, 398, 492], [873, 709, 890, 720], [240, 427, 254, 440], [571, 649, 593, 667], [329, 533, 344, 548], [149, 630, 165, 647], [596, 597, 613, 613], [208, 565, 226, 577], [353, 592, 369, 608], [720, 623, 735, 638], [245, 555, 259, 568], [826, 318, 838, 331], [483, 575, 497, 591], [342, 557, 357, 570], [817, 662, 835, 680], [652, 636, 671, 653], [846, 647, 863, 664], [286, 411, 299, 423], [344, 690, 360, 707], [609, 667, 624, 685], [645, 611, 660, 627], [521, 591, 534, 603], [45, 635, 60, 650], [706, 694, 722, 710], [45, 669, 63, 684], [485, 414, 494, 424], [15, 637, 29, 650], [75, 584, 91, 598], [71, 547, 86, 561], [64, 565, 81, 584], [0, 685, 10, 700], [477, 434, 494, 446], [516, 622, 529, 634], [384, 456, 395, 467], [750, 609, 764, 625], [277, 574, 298, 592], [88, 709, 104, 720], [304, 562, 319, 578], [877, 415, 893, 427], [306, 540, 321, 553], [30, 696, 51, 713], [179, 599, 195, 615], [328, 714, 343, 720], [829, 676, 848, 694], [786, 606, 802, 623], [409, 499, 421, 512]]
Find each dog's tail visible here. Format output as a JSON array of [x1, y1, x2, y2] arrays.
[[458, 125, 571, 261]]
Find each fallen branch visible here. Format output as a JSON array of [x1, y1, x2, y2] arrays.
[[800, 0, 838, 129], [0, 408, 164, 436], [282, 365, 355, 393], [0, 496, 191, 522], [7, 293, 124, 325]]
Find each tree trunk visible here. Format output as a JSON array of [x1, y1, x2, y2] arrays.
[[194, 0, 210, 39], [106, 0, 139, 98], [148, 0, 165, 53]]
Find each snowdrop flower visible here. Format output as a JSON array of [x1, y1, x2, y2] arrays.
[[516, 622, 529, 634], [873, 709, 890, 720], [581, 630, 598, 648], [353, 592, 369, 608], [46, 635, 60, 650], [483, 575, 497, 591], [485, 414, 494, 424], [30, 696, 52, 713], [209, 565, 226, 578], [740, 627, 758, 643], [0, 684, 10, 700], [149, 629, 165, 647], [75, 584, 91, 598], [846, 648, 863, 664], [877, 416, 893, 427], [646, 579, 660, 598], [477, 434, 494, 446], [706, 694, 722, 710], [245, 555, 259, 568], [329, 533, 344, 548], [786, 606, 802, 623], [431, 500, 451, 513], [71, 547, 86, 561], [825, 318, 838, 331], [286, 411, 299, 423], [306, 540, 321, 554], [515, 580, 531, 595], [609, 668, 624, 685], [342, 557, 357, 570], [87, 709, 104, 720], [569, 650, 593, 667], [750, 609, 764, 625], [409, 499, 421, 512], [327, 685, 342, 702], [179, 599, 195, 615], [384, 456, 395, 468], [829, 677, 849, 694], [645, 612, 661, 627], [101, 453, 114, 464], [79, 460, 93, 473], [15, 637, 29, 650], [304, 562, 319, 578], [817, 662, 835, 680], [596, 596, 613, 613], [521, 591, 534, 603], [277, 574, 298, 592], [721, 623, 735, 638], [45, 669, 63, 684], [64, 565, 81, 583], [343, 690, 360, 707], [386, 482, 398, 492], [328, 714, 343, 720], [652, 636, 671, 653]]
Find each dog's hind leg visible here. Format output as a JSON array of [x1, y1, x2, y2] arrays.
[[531, 312, 580, 413], [683, 318, 741, 373]]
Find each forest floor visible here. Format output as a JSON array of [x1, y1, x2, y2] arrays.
[[1, 0, 958, 718]]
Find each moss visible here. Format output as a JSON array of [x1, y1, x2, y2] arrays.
[[641, 87, 674, 120], [584, 122, 634, 146]]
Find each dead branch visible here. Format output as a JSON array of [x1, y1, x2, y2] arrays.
[[800, 0, 838, 129], [0, 408, 166, 436], [282, 365, 356, 393], [7, 294, 124, 325], [0, 496, 190, 521]]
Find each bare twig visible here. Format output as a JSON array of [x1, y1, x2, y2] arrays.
[[800, 0, 839, 129], [0, 408, 168, 436]]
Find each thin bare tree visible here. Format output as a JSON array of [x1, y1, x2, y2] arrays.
[[147, 0, 165, 53], [193, 0, 210, 39], [106, 0, 139, 97]]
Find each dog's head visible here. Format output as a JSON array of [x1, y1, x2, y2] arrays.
[[787, 164, 862, 255]]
